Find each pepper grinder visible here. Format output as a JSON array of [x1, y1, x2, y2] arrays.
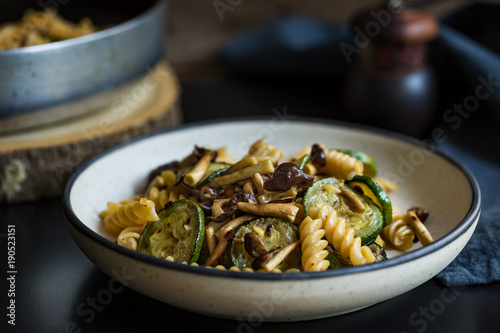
[[342, 0, 439, 137]]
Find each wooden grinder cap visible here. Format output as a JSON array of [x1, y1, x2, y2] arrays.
[[351, 3, 439, 44]]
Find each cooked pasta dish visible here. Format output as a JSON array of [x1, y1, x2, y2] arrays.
[[99, 140, 434, 273]]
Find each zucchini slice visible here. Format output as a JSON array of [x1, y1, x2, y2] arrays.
[[292, 154, 311, 170], [137, 199, 205, 263], [346, 175, 392, 227], [326, 242, 387, 268], [303, 177, 383, 245], [226, 217, 301, 271], [326, 253, 348, 269], [369, 242, 388, 262], [336, 149, 377, 177]]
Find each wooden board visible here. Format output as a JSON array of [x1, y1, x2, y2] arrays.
[[0, 61, 182, 203]]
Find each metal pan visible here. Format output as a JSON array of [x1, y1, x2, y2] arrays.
[[0, 0, 167, 122]]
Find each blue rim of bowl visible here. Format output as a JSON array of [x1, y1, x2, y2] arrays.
[[62, 116, 481, 281]]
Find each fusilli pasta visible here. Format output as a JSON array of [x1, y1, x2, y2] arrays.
[[382, 207, 415, 250], [299, 216, 329, 271], [244, 139, 284, 166], [101, 196, 159, 236], [145, 170, 182, 212], [320, 149, 363, 180], [117, 226, 144, 251], [313, 204, 375, 266]]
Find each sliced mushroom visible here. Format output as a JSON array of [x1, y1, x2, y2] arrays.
[[340, 187, 366, 213], [261, 241, 300, 272], [265, 224, 274, 237], [200, 186, 219, 199], [263, 162, 314, 192], [218, 215, 255, 239], [192, 145, 218, 162], [209, 193, 258, 223], [204, 215, 255, 267], [224, 230, 235, 241], [184, 151, 213, 187], [236, 202, 299, 222], [257, 186, 297, 204], [243, 181, 255, 195], [252, 248, 281, 270], [229, 192, 258, 206], [310, 144, 326, 167], [204, 238, 228, 267], [209, 159, 275, 187], [244, 233, 268, 258], [252, 173, 266, 196], [406, 208, 434, 246], [208, 207, 238, 223], [211, 199, 227, 217], [149, 146, 216, 185], [225, 156, 258, 174], [408, 206, 429, 222], [206, 226, 216, 255]]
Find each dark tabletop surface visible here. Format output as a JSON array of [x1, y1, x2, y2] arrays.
[[1, 75, 499, 333]]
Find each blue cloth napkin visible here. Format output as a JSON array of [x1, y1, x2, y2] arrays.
[[221, 4, 500, 287]]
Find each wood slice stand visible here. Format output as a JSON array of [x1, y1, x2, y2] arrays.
[[0, 61, 182, 203]]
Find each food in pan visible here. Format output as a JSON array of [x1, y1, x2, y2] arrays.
[[99, 140, 434, 272], [0, 9, 99, 50]]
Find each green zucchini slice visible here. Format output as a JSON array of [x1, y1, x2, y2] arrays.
[[326, 241, 387, 268], [226, 217, 301, 270], [137, 199, 205, 263], [292, 154, 311, 170], [369, 242, 388, 262], [326, 253, 348, 269], [303, 177, 383, 245], [346, 175, 392, 227]]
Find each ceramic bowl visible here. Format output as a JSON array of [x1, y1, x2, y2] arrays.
[[62, 118, 480, 321]]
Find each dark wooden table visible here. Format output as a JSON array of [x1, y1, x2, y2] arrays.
[[1, 75, 499, 333]]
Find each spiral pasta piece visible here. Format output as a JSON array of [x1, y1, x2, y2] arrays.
[[382, 207, 415, 250], [320, 150, 363, 180], [146, 187, 170, 211], [99, 196, 138, 235], [117, 226, 145, 251], [145, 170, 176, 195], [147, 186, 186, 212], [102, 197, 159, 236], [244, 139, 284, 166], [145, 170, 182, 212], [299, 216, 329, 272], [315, 204, 375, 266]]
